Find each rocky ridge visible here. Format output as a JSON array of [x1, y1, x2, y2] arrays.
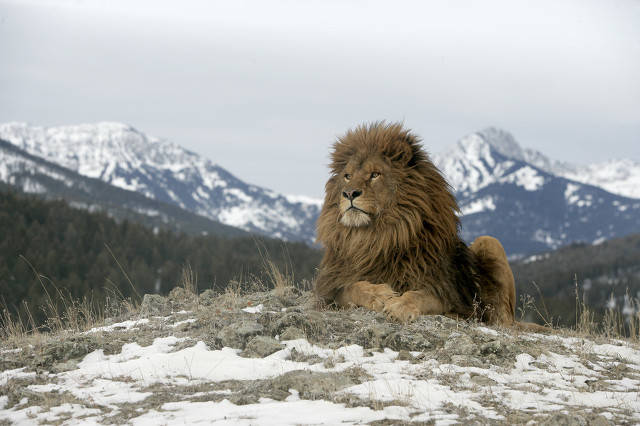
[[1, 287, 639, 424]]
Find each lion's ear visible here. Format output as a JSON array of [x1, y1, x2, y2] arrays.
[[384, 135, 418, 167]]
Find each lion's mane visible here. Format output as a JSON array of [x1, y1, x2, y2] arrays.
[[315, 122, 496, 319]]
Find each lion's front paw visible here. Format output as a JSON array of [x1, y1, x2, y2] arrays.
[[383, 296, 421, 323], [362, 283, 397, 312]]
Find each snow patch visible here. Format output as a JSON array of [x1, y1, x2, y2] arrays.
[[242, 304, 264, 314], [460, 196, 496, 216], [501, 166, 544, 191], [86, 318, 150, 333]]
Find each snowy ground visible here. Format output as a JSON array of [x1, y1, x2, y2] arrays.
[[1, 288, 639, 425]]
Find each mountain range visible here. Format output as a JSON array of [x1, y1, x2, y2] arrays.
[[1, 122, 639, 257], [0, 139, 247, 238], [0, 122, 320, 242], [432, 128, 640, 256]]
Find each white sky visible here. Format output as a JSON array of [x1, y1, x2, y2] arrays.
[[1, 0, 639, 198]]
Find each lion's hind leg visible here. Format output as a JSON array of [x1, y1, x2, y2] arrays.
[[470, 236, 516, 326], [335, 281, 397, 313]]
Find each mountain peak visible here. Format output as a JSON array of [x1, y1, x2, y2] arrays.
[[450, 127, 525, 164], [475, 127, 525, 161]]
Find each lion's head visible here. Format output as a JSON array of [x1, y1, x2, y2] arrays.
[[317, 122, 460, 259]]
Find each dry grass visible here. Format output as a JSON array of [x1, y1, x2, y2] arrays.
[[0, 254, 139, 346], [264, 257, 294, 293], [517, 282, 554, 328], [574, 274, 597, 336], [179, 263, 198, 297], [518, 273, 640, 342], [257, 242, 295, 294]]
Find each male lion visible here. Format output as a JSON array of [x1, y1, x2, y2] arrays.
[[314, 122, 521, 326]]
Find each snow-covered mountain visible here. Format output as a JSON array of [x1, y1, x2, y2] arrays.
[[0, 139, 249, 238], [0, 122, 321, 243], [549, 159, 640, 200], [432, 128, 640, 257], [433, 127, 640, 200]]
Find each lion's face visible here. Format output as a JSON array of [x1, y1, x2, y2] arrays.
[[318, 122, 458, 254], [336, 154, 395, 227]]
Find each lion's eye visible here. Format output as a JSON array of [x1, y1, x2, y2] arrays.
[[370, 172, 381, 179], [344, 173, 352, 181]]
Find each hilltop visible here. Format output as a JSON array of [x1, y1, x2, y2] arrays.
[[1, 284, 639, 424]]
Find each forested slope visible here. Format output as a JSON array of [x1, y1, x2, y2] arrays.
[[512, 234, 640, 326], [0, 190, 321, 324]]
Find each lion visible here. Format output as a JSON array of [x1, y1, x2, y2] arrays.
[[314, 122, 536, 328]]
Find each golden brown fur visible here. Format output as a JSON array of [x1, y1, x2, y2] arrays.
[[314, 122, 525, 326]]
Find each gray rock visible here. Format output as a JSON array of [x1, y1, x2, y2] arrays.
[[218, 321, 264, 349], [272, 312, 314, 336], [444, 332, 478, 356], [280, 326, 305, 340], [271, 370, 357, 399], [243, 336, 283, 358], [470, 374, 496, 386], [350, 323, 394, 349], [140, 294, 170, 316], [168, 287, 195, 302], [540, 413, 587, 426], [39, 336, 98, 367], [587, 415, 612, 426], [397, 350, 414, 361], [451, 355, 483, 367], [384, 330, 433, 352], [198, 289, 216, 306], [480, 340, 504, 356]]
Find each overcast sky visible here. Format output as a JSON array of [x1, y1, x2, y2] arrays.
[[1, 0, 638, 198]]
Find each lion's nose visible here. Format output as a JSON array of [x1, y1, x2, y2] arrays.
[[342, 189, 362, 201]]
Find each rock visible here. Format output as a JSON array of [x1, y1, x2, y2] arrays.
[[350, 323, 393, 349], [587, 415, 612, 426], [280, 326, 305, 340], [540, 413, 587, 426], [243, 336, 283, 358], [480, 340, 504, 356], [272, 312, 313, 336], [198, 289, 216, 306], [431, 315, 462, 328], [51, 359, 79, 373], [443, 332, 478, 356], [274, 286, 303, 307], [38, 336, 97, 367], [271, 370, 356, 399], [140, 294, 170, 316], [168, 287, 196, 303], [451, 355, 483, 367], [228, 393, 259, 405], [384, 330, 433, 352], [218, 321, 264, 349], [470, 374, 496, 386], [397, 350, 414, 361]]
